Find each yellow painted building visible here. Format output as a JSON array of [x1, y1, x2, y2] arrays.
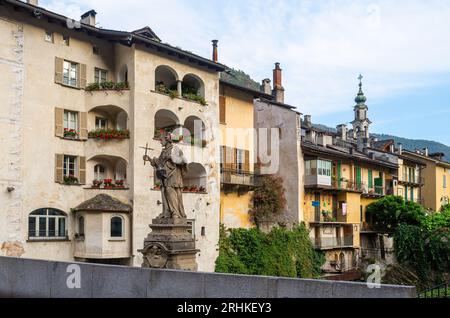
[[402, 150, 450, 211], [302, 141, 397, 274], [218, 80, 267, 228]]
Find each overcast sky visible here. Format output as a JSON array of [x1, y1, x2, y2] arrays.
[[40, 0, 450, 146]]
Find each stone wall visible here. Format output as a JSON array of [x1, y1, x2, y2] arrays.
[[0, 256, 416, 298]]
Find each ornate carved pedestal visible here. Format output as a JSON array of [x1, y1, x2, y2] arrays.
[[139, 218, 199, 271]]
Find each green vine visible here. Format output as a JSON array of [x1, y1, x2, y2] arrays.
[[215, 224, 325, 279]]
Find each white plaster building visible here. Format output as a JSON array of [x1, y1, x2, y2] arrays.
[[0, 0, 225, 271]]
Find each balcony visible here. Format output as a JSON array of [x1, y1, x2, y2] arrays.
[[305, 177, 365, 193], [312, 235, 354, 250], [399, 175, 424, 186], [361, 185, 385, 198], [221, 169, 260, 187]]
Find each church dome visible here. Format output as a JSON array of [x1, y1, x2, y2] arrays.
[[355, 74, 367, 104]]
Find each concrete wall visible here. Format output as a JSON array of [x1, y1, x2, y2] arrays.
[[0, 256, 416, 298]]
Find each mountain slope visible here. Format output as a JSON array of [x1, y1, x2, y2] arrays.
[[311, 124, 450, 160], [372, 133, 450, 160]]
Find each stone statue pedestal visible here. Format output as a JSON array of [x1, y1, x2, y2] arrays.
[[139, 218, 199, 271]]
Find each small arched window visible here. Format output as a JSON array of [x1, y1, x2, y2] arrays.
[[110, 216, 124, 238], [78, 216, 85, 236], [28, 208, 67, 239]]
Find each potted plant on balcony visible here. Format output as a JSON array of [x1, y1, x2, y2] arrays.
[[199, 186, 206, 193], [115, 180, 124, 188], [64, 128, 77, 139], [153, 182, 161, 191], [103, 178, 113, 189], [92, 179, 103, 188]]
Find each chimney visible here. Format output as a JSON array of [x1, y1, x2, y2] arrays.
[[304, 115, 312, 128], [81, 10, 97, 27], [27, 0, 39, 6], [423, 147, 429, 156], [272, 62, 285, 103], [398, 143, 403, 155], [261, 78, 272, 95], [212, 40, 218, 63], [336, 124, 347, 141]]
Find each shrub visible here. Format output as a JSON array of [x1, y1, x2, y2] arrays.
[[215, 224, 325, 279]]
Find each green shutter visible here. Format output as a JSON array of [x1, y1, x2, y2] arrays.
[[356, 167, 361, 186], [337, 162, 341, 188], [368, 170, 373, 188]]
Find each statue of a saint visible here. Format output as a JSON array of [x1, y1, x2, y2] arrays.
[[143, 133, 188, 221]]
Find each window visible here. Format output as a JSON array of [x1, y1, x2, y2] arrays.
[[62, 35, 70, 46], [95, 117, 108, 129], [110, 216, 124, 238], [318, 160, 331, 176], [78, 216, 85, 236], [63, 60, 78, 86], [236, 149, 244, 172], [63, 155, 77, 177], [64, 110, 78, 131], [94, 68, 108, 84], [44, 31, 54, 43], [93, 46, 99, 55], [28, 208, 67, 239], [94, 164, 105, 180]]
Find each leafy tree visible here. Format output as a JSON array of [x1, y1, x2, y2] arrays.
[[366, 196, 426, 233]]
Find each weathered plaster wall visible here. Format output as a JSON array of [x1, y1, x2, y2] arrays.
[[254, 100, 302, 227]]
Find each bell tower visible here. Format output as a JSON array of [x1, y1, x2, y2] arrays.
[[350, 74, 371, 150]]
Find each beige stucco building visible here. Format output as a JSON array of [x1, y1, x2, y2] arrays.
[[0, 0, 225, 271]]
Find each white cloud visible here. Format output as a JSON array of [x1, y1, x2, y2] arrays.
[[40, 0, 450, 116]]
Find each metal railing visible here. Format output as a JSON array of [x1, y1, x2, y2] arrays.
[[313, 235, 354, 249], [220, 169, 260, 187], [418, 281, 450, 298], [399, 174, 424, 185], [332, 180, 365, 192]]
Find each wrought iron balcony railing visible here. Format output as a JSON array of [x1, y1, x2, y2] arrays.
[[220, 169, 260, 187]]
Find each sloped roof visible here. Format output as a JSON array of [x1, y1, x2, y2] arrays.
[[73, 194, 132, 213]]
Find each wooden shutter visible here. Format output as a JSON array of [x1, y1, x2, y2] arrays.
[[55, 154, 64, 183], [78, 156, 86, 185], [55, 107, 64, 137], [219, 96, 226, 124], [79, 63, 87, 89], [231, 148, 237, 171], [79, 112, 88, 140], [54, 57, 64, 84], [244, 150, 250, 172], [224, 147, 234, 170]]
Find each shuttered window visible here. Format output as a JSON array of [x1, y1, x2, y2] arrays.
[[55, 57, 86, 89], [55, 108, 87, 140], [63, 60, 78, 87], [55, 154, 86, 185]]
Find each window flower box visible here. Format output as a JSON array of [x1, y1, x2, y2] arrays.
[[155, 82, 178, 99], [88, 128, 130, 140], [103, 179, 113, 189], [85, 81, 129, 92], [64, 128, 78, 138], [92, 179, 103, 188], [115, 180, 124, 188], [64, 175, 79, 185]]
